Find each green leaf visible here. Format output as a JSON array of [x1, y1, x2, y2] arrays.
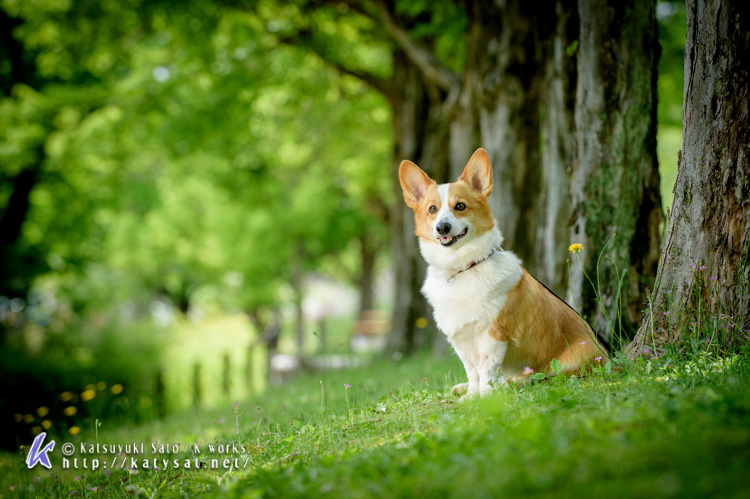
[[550, 358, 563, 373], [565, 40, 579, 56]]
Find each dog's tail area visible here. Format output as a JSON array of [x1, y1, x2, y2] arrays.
[[528, 273, 614, 356]]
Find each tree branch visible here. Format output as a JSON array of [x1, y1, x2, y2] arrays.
[[372, 0, 460, 92], [276, 32, 392, 97]]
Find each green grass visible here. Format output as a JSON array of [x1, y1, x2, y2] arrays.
[[2, 348, 750, 498]]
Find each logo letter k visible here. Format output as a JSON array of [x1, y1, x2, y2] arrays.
[[26, 432, 55, 469]]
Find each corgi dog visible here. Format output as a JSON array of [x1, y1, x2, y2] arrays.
[[399, 148, 609, 398]]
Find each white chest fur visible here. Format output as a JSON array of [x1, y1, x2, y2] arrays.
[[419, 230, 523, 337]]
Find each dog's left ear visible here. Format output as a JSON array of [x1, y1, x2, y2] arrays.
[[459, 148, 493, 198]]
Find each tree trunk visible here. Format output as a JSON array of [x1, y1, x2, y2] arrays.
[[0, 160, 43, 348], [628, 0, 750, 358], [569, 0, 664, 341], [387, 50, 450, 355], [452, 0, 555, 276], [537, 0, 579, 296], [358, 231, 376, 314], [388, 0, 580, 350], [0, 163, 41, 296]]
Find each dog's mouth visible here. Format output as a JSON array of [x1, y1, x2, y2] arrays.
[[438, 227, 468, 247]]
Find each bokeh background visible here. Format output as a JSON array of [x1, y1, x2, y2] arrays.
[[0, 0, 685, 450]]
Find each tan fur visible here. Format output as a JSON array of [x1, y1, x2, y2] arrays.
[[399, 161, 440, 244], [458, 148, 493, 198], [400, 148, 608, 393], [447, 182, 495, 236], [399, 160, 495, 244], [490, 269, 608, 379]]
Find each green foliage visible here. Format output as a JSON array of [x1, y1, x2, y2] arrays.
[[393, 0, 467, 72], [2, 0, 392, 314], [656, 1, 687, 208], [0, 0, 392, 450]]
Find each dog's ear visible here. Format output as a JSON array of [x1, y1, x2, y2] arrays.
[[459, 148, 493, 198], [399, 160, 435, 209]]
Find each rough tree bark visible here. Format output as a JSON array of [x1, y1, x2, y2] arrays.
[[628, 0, 749, 358], [569, 0, 664, 340], [537, 0, 579, 295]]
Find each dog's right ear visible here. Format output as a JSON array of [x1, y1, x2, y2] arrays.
[[399, 160, 434, 209]]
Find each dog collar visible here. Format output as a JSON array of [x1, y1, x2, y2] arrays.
[[446, 247, 501, 286]]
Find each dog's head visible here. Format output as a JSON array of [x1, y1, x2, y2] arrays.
[[399, 148, 496, 253]]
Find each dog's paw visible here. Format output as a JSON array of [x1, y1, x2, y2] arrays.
[[459, 392, 478, 402], [451, 383, 468, 397], [480, 377, 508, 396]]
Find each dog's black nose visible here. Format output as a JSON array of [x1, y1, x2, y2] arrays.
[[436, 222, 452, 235]]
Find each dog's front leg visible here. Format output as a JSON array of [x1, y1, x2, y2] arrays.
[[462, 357, 480, 398], [451, 346, 480, 398], [478, 337, 508, 396]]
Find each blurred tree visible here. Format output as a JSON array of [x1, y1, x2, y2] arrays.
[[0, 0, 150, 344], [628, 0, 749, 358], [243, 0, 664, 352], [238, 0, 562, 353], [0, 7, 47, 319], [1, 0, 390, 326], [568, 0, 664, 340], [535, 1, 578, 295], [227, 0, 453, 352], [2, 0, 392, 448], [2, 0, 666, 358]]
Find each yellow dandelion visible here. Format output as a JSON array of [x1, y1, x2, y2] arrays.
[[111, 384, 124, 395], [64, 406, 77, 416], [13, 413, 23, 423], [23, 414, 34, 424], [568, 243, 583, 254], [60, 391, 73, 402], [69, 426, 80, 436], [85, 384, 96, 392], [415, 317, 428, 329], [81, 389, 96, 402], [32, 426, 43, 435], [96, 381, 107, 391], [42, 420, 52, 429], [37, 406, 49, 417]]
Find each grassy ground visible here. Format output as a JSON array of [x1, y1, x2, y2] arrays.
[[2, 346, 750, 498]]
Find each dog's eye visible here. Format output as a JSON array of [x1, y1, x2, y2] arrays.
[[455, 202, 466, 211], [428, 205, 437, 214]]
